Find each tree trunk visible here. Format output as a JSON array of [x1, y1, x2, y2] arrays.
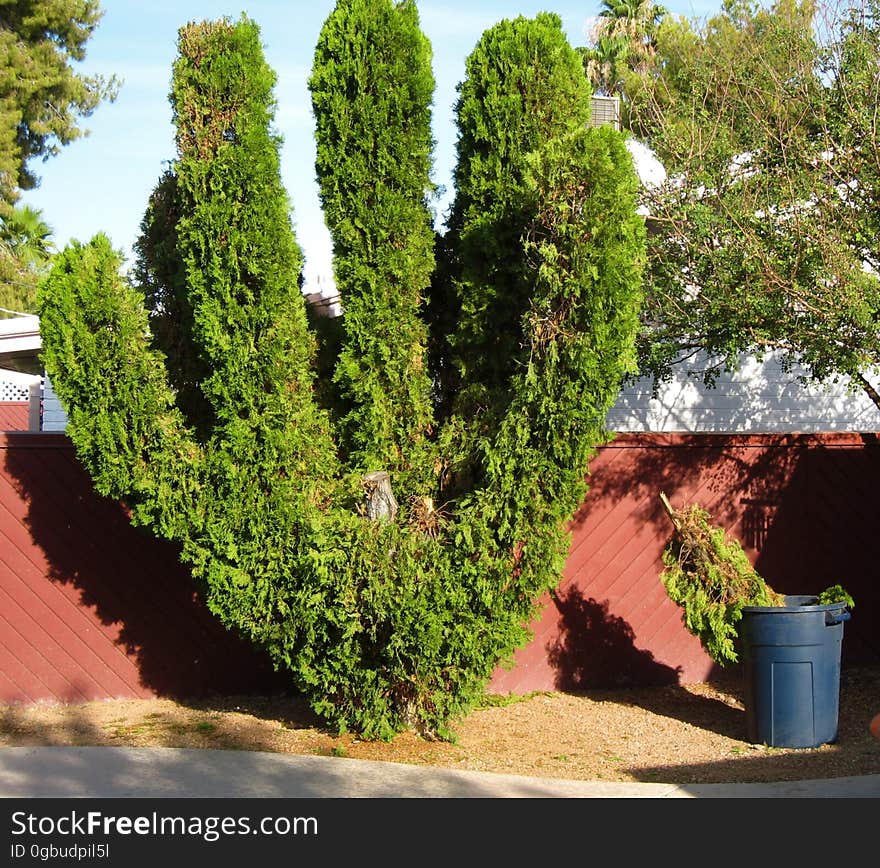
[[362, 470, 398, 522], [856, 372, 880, 414]]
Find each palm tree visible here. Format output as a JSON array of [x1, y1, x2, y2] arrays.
[[593, 0, 668, 75], [598, 0, 668, 40], [579, 34, 630, 94], [0, 205, 54, 313]]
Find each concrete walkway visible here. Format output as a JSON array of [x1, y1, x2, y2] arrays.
[[1, 746, 877, 798]]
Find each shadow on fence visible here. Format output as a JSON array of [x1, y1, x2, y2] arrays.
[[1, 436, 288, 702]]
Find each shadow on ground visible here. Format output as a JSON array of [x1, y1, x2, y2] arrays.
[[0, 744, 561, 798], [623, 664, 880, 784]]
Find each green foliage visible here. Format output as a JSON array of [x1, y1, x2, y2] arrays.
[[131, 169, 212, 432], [0, 203, 54, 312], [816, 584, 855, 608], [624, 0, 880, 407], [0, 0, 119, 204], [660, 502, 785, 664], [310, 0, 437, 485], [36, 233, 197, 543], [38, 9, 645, 740], [661, 495, 855, 665], [436, 13, 594, 421]]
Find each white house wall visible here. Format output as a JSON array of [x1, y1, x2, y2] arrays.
[[32, 353, 880, 436], [40, 375, 69, 432], [607, 351, 880, 433], [0, 315, 40, 356]]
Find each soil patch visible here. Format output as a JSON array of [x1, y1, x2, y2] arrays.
[[1, 665, 878, 785]]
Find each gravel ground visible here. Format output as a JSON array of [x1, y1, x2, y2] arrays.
[[1, 664, 878, 785]]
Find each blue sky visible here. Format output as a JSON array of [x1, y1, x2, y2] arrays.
[[21, 0, 722, 295]]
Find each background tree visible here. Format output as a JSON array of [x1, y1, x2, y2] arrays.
[[579, 0, 669, 128], [625, 0, 880, 409], [580, 32, 630, 96], [814, 0, 880, 403], [597, 0, 668, 45], [0, 203, 53, 312], [39, 8, 645, 740], [0, 0, 118, 205]]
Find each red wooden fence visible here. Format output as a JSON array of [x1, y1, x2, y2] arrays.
[[489, 432, 880, 693], [0, 402, 28, 432], [0, 431, 876, 705], [0, 433, 284, 703]]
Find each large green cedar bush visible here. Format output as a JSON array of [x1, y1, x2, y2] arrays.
[[38, 5, 646, 740]]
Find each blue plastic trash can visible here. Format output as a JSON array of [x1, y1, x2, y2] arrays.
[[739, 595, 850, 749]]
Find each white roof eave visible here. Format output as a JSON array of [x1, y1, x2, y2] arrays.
[[0, 315, 41, 357]]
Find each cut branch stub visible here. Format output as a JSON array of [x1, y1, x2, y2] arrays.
[[362, 470, 398, 522], [659, 491, 681, 532]]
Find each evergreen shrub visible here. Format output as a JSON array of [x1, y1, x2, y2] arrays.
[[38, 5, 646, 739]]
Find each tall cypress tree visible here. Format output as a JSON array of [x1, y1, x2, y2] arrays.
[[40, 8, 645, 740], [40, 15, 341, 670], [310, 0, 437, 486], [437, 13, 593, 421]]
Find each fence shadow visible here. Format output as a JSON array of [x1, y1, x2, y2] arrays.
[[1, 437, 287, 702], [547, 585, 681, 690]]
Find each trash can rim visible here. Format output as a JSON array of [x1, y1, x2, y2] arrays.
[[741, 594, 849, 614]]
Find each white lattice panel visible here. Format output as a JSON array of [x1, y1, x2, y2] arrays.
[[0, 381, 28, 400], [0, 369, 41, 402]]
